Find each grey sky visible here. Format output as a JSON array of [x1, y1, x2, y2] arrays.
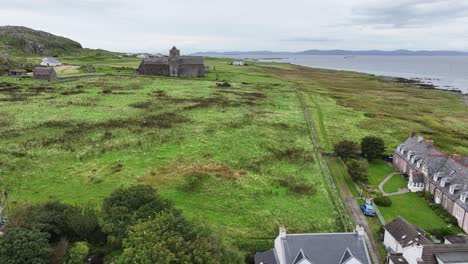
[[1, 0, 467, 53]]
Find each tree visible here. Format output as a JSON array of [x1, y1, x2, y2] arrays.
[[68, 242, 89, 264], [334, 140, 359, 160], [117, 212, 243, 264], [0, 227, 51, 264], [361, 136, 386, 160], [101, 185, 174, 247], [9, 201, 102, 243], [346, 159, 369, 182]]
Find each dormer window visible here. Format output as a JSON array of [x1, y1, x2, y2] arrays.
[[461, 192, 468, 203], [441, 177, 453, 187], [434, 172, 444, 182], [449, 184, 462, 194]]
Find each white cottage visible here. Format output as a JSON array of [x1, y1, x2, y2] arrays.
[[40, 57, 62, 67]]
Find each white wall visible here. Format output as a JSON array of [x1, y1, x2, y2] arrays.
[[402, 245, 423, 264], [274, 235, 285, 264], [384, 230, 401, 253]]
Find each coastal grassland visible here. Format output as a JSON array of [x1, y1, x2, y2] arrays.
[[267, 65, 468, 154], [0, 58, 344, 253]]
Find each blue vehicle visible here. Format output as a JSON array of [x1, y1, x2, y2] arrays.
[[361, 203, 376, 217]]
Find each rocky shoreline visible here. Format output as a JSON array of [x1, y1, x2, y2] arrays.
[[380, 76, 463, 94]]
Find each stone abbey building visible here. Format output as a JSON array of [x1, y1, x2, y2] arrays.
[[137, 47, 205, 77]]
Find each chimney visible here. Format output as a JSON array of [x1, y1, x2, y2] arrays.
[[426, 138, 433, 147], [279, 225, 286, 239], [356, 225, 365, 237], [417, 134, 424, 143]]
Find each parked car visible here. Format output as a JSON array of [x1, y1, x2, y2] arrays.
[[361, 203, 376, 217]]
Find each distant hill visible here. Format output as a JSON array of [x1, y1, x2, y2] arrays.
[[0, 26, 84, 56], [193, 49, 468, 56]]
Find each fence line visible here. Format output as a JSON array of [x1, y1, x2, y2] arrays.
[[372, 200, 386, 225], [295, 90, 353, 231]]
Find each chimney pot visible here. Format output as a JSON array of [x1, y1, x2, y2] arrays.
[[279, 225, 286, 238]]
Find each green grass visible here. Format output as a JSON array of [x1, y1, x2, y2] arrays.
[[326, 157, 359, 197], [0, 58, 344, 253], [367, 160, 398, 188], [378, 193, 458, 232], [382, 174, 407, 193]]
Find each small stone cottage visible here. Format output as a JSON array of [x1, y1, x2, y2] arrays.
[[138, 47, 205, 77], [33, 67, 57, 81]]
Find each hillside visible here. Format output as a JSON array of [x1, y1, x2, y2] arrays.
[[0, 25, 83, 56]]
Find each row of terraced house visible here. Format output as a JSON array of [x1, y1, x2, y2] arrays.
[[393, 133, 468, 233]]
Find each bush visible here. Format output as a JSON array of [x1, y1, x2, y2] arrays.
[[361, 136, 386, 161], [428, 227, 457, 241], [68, 242, 89, 264], [278, 176, 317, 195], [374, 196, 392, 207], [0, 227, 51, 264], [429, 204, 458, 226], [334, 140, 359, 160], [346, 159, 369, 183]]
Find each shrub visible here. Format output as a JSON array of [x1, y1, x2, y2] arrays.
[[68, 242, 89, 264], [361, 136, 386, 161], [346, 159, 369, 183], [428, 227, 457, 240], [0, 227, 51, 264], [334, 140, 359, 160], [182, 173, 207, 192], [374, 196, 392, 207]]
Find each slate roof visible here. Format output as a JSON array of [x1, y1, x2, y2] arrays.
[[42, 57, 62, 64], [179, 56, 204, 65], [142, 57, 169, 64], [280, 233, 371, 264], [412, 174, 424, 183], [388, 254, 409, 264], [33, 67, 55, 75], [445, 235, 468, 244], [396, 137, 468, 210], [384, 217, 431, 248], [420, 244, 468, 264], [255, 249, 278, 264]]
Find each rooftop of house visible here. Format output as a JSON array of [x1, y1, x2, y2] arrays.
[[421, 244, 468, 264], [445, 235, 468, 244], [384, 216, 431, 248], [41, 57, 61, 64], [280, 232, 371, 264], [141, 56, 204, 65], [388, 254, 409, 264], [255, 249, 277, 264], [396, 136, 468, 210], [33, 67, 55, 75]]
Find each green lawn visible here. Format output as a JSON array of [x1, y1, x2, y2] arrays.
[[368, 160, 398, 188], [378, 193, 458, 232], [383, 174, 407, 193]]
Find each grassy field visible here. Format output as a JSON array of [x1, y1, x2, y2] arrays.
[[0, 58, 345, 253], [1, 55, 466, 254]]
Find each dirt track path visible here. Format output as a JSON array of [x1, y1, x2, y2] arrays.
[[296, 90, 382, 264]]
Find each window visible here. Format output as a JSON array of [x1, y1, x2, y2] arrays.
[[455, 208, 463, 220]]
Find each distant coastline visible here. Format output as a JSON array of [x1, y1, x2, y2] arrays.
[[193, 49, 468, 57]]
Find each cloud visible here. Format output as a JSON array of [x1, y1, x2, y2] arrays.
[[351, 0, 468, 28]]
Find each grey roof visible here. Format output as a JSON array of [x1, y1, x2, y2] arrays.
[[281, 233, 371, 264], [412, 174, 425, 183], [255, 249, 278, 264], [384, 217, 431, 248], [142, 57, 169, 64], [33, 67, 55, 75], [179, 56, 204, 65], [421, 244, 468, 264], [395, 136, 468, 210], [42, 57, 61, 64], [388, 255, 409, 264], [445, 235, 468, 244], [435, 251, 468, 263]]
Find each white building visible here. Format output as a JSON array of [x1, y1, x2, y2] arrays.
[[40, 57, 62, 67], [384, 217, 468, 264], [232, 60, 245, 66]]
